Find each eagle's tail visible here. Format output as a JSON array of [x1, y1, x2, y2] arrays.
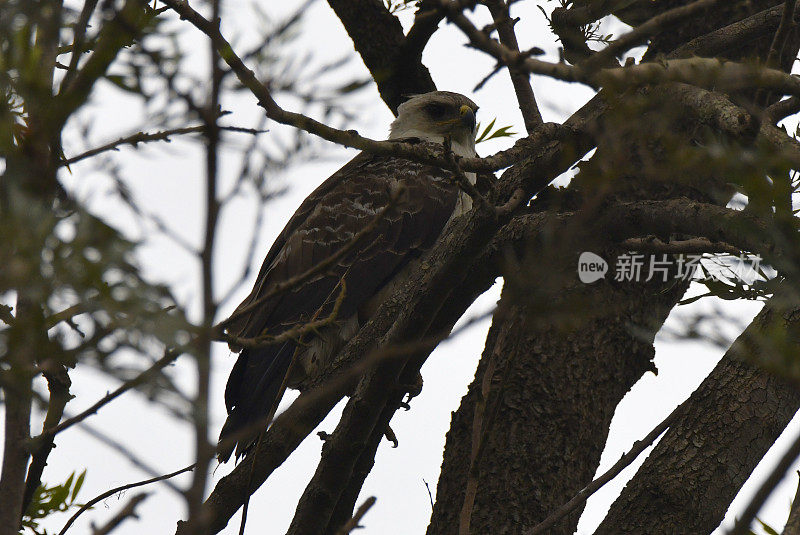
[[216, 342, 294, 462]]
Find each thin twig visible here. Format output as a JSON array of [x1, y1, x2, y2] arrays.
[[213, 306, 494, 462], [90, 492, 149, 535], [581, 0, 723, 73], [58, 464, 195, 535], [75, 419, 183, 495], [442, 0, 800, 98], [184, 1, 225, 527], [61, 125, 265, 167], [423, 479, 435, 510], [757, 0, 798, 106], [60, 0, 100, 90], [37, 347, 183, 439], [443, 138, 494, 214]]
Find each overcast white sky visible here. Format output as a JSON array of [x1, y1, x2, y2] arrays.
[[13, 1, 800, 534]]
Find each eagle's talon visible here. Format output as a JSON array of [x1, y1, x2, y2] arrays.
[[399, 372, 424, 401], [384, 425, 399, 448]]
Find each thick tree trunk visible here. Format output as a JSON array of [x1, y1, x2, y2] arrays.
[[427, 266, 688, 534]]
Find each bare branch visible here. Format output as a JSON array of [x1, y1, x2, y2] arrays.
[[61, 125, 266, 167], [327, 0, 436, 112], [75, 419, 183, 495], [482, 0, 542, 132], [334, 496, 376, 535], [37, 347, 184, 439], [550, 0, 640, 28], [402, 2, 446, 63], [766, 96, 800, 123], [59, 0, 100, 90], [58, 465, 195, 535], [54, 0, 155, 128], [443, 0, 800, 99], [219, 279, 347, 349], [671, 3, 795, 59], [581, 0, 723, 73]]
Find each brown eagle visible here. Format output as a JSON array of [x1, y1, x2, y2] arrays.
[[218, 91, 479, 461]]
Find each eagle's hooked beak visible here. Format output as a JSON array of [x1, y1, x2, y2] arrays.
[[459, 105, 476, 132]]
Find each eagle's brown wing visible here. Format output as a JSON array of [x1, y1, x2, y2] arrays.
[[218, 145, 460, 461]]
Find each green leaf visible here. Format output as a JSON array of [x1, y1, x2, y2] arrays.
[[71, 470, 86, 502], [475, 117, 516, 144], [756, 517, 780, 535], [22, 470, 88, 534]]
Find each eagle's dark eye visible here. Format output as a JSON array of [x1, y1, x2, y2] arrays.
[[425, 103, 447, 119]]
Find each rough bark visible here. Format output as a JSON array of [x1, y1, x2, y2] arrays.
[[595, 289, 800, 534], [427, 273, 686, 534]]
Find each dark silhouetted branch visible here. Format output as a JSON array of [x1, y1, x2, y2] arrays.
[[59, 464, 195, 535]]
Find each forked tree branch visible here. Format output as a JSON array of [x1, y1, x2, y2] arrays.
[[528, 402, 685, 534], [482, 0, 542, 132], [327, 0, 436, 113]]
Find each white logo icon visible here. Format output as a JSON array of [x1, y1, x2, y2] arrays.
[[578, 252, 608, 283]]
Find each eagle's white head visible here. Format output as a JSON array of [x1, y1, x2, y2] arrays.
[[389, 91, 478, 158]]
